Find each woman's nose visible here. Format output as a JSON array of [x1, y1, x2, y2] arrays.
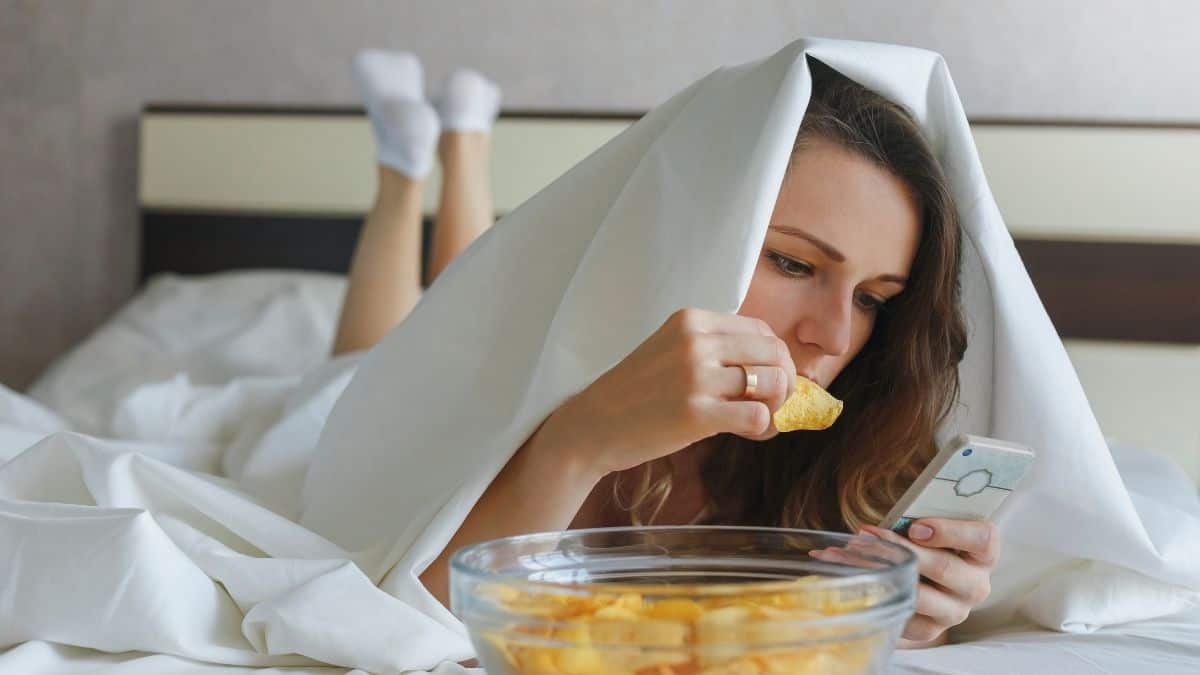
[[794, 289, 853, 357]]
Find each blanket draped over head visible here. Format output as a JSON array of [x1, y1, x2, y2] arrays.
[[2, 37, 1197, 674]]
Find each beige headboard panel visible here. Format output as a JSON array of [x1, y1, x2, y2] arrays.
[[140, 113, 630, 216], [139, 108, 1200, 483]]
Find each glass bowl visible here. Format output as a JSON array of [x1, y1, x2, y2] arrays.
[[450, 526, 917, 674]]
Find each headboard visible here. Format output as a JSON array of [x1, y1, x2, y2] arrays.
[[138, 105, 1200, 482]]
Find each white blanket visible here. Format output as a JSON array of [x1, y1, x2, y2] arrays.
[[3, 38, 1200, 674]]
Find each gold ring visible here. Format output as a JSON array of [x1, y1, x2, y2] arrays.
[[743, 366, 758, 398]]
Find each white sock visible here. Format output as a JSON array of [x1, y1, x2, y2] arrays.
[[436, 68, 502, 133], [353, 49, 439, 178]]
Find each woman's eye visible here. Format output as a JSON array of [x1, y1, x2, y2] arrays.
[[766, 251, 888, 312], [767, 252, 813, 277], [855, 293, 886, 312]]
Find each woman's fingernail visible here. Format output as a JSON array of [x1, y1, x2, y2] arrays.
[[909, 523, 934, 540]]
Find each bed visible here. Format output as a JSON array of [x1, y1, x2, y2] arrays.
[[1, 105, 1197, 674], [134, 104, 1200, 483]]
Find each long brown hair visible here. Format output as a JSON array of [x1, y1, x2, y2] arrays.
[[614, 58, 968, 532]]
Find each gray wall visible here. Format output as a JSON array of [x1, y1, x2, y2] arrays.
[[3, 0, 1199, 389]]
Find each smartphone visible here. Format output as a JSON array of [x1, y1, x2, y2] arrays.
[[879, 434, 1035, 535]]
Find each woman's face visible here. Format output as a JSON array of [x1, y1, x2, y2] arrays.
[[739, 138, 921, 388]]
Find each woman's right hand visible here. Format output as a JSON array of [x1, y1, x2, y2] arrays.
[[536, 308, 798, 478]]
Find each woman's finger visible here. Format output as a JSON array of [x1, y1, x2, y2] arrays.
[[809, 545, 889, 570], [844, 533, 911, 565], [901, 613, 949, 644], [714, 364, 791, 408], [668, 308, 776, 337], [703, 399, 773, 437], [693, 333, 793, 372], [810, 532, 909, 570], [907, 518, 1000, 566], [912, 580, 970, 631], [860, 525, 983, 599]]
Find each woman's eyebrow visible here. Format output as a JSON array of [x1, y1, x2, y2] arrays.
[[770, 225, 845, 262], [771, 225, 908, 285]]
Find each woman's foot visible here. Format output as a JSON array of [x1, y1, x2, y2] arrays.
[[353, 49, 439, 178], [435, 68, 502, 133]]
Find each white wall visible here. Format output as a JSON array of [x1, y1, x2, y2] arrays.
[[3, 0, 1200, 387]]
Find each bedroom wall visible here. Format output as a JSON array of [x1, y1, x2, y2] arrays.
[[3, 0, 1200, 389]]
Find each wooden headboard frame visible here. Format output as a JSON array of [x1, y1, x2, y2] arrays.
[[137, 105, 1200, 482], [138, 105, 1200, 345]]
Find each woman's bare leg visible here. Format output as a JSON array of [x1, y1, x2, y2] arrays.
[[331, 57, 497, 354], [427, 131, 494, 284], [331, 166, 425, 356]]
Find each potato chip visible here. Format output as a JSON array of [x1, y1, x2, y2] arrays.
[[481, 576, 884, 674], [772, 376, 843, 432]]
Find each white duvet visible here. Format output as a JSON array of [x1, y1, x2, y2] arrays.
[[4, 37, 1200, 675]]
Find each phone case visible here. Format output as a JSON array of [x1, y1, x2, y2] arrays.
[[879, 434, 1035, 535]]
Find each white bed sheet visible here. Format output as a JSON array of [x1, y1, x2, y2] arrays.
[[2, 271, 1198, 674], [4, 609, 1199, 674]]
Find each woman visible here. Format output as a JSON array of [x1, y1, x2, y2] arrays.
[[0, 41, 1191, 674], [338, 49, 991, 648]]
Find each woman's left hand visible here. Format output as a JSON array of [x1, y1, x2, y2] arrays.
[[856, 519, 999, 648]]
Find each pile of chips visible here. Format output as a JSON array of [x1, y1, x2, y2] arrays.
[[475, 577, 888, 674]]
